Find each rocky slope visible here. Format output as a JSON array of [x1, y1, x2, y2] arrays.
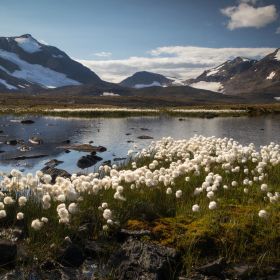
[[0, 34, 104, 91]]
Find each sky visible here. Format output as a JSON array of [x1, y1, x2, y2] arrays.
[[0, 0, 280, 83]]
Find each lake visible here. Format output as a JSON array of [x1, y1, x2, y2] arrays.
[[0, 114, 279, 176]]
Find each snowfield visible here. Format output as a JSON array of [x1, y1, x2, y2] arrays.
[[134, 81, 162, 89], [267, 72, 276, 80], [14, 37, 42, 53], [0, 49, 82, 88], [101, 92, 120, 96], [189, 81, 224, 93], [0, 78, 18, 89], [275, 50, 280, 61]]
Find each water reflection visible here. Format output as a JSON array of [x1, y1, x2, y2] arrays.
[[0, 114, 279, 176]]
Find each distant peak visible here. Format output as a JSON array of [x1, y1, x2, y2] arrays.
[[19, 34, 32, 38]]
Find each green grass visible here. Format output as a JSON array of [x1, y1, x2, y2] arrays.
[[0, 138, 280, 278]]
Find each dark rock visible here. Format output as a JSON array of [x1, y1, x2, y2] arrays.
[[65, 149, 71, 153], [0, 150, 5, 153], [197, 257, 227, 277], [46, 123, 58, 126], [21, 119, 34, 124], [127, 141, 135, 143], [6, 154, 47, 160], [29, 137, 44, 144], [0, 240, 17, 265], [59, 139, 71, 144], [77, 156, 98, 168], [141, 128, 149, 130], [54, 267, 91, 280], [45, 159, 64, 166], [137, 136, 153, 139], [5, 139, 17, 145], [40, 258, 56, 270], [101, 160, 111, 166], [18, 145, 32, 151], [84, 239, 106, 258], [90, 150, 96, 156], [200, 114, 219, 119], [178, 118, 185, 121], [91, 155, 103, 161], [17, 139, 24, 144], [107, 237, 178, 280], [96, 146, 107, 152], [0, 130, 3, 133], [226, 262, 255, 279], [40, 166, 71, 183], [117, 227, 155, 242], [76, 172, 88, 177], [56, 243, 86, 268], [89, 140, 94, 144], [17, 244, 30, 263], [126, 133, 131, 135], [11, 227, 24, 241], [78, 223, 93, 239]]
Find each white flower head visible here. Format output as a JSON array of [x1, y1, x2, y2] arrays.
[[259, 210, 269, 220], [17, 212, 24, 220], [192, 204, 200, 212]]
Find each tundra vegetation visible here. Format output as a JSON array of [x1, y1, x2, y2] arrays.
[[0, 135, 280, 277]]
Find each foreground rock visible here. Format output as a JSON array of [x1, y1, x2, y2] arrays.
[[137, 136, 153, 139], [4, 139, 17, 145], [40, 166, 71, 183], [107, 237, 178, 280], [117, 227, 155, 242], [21, 119, 35, 124], [84, 239, 106, 258], [0, 240, 17, 265], [56, 243, 86, 268], [18, 145, 32, 151]]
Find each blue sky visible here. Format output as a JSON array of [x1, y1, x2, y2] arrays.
[[1, 0, 280, 82]]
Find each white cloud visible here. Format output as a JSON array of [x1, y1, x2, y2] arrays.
[[74, 46, 275, 83], [220, 3, 278, 30], [39, 39, 48, 45], [92, 52, 112, 57], [276, 27, 280, 34]]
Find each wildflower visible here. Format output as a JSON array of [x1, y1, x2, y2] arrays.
[[192, 205, 200, 212], [258, 210, 269, 220], [231, 181, 237, 187], [0, 210, 6, 218], [98, 206, 103, 212], [207, 191, 214, 199], [103, 225, 108, 231], [18, 196, 27, 206], [117, 186, 124, 193], [57, 194, 66, 202], [261, 184, 268, 191], [103, 209, 112, 220], [65, 236, 72, 243], [0, 202, 4, 210], [166, 188, 172, 195], [176, 190, 182, 198], [209, 201, 217, 210], [31, 219, 43, 230], [102, 202, 108, 209], [244, 188, 248, 194], [4, 197, 15, 205], [185, 177, 190, 182], [107, 219, 114, 225], [68, 203, 78, 214], [17, 212, 24, 220], [41, 217, 48, 223]]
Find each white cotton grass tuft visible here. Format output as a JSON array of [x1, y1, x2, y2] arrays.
[[176, 190, 182, 198], [102, 202, 108, 209], [209, 201, 217, 210], [103, 209, 112, 220], [17, 212, 24, 220], [244, 188, 249, 194], [0, 210, 6, 218], [166, 188, 172, 195], [18, 196, 27, 206], [107, 219, 114, 225], [192, 204, 200, 212], [258, 210, 269, 220], [31, 219, 43, 230], [41, 217, 48, 223], [103, 225, 108, 231], [65, 236, 72, 243], [261, 184, 268, 191], [0, 202, 4, 210], [68, 203, 78, 214]]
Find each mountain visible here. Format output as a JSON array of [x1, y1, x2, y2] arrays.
[[185, 49, 280, 95], [118, 71, 185, 88], [0, 34, 104, 91]]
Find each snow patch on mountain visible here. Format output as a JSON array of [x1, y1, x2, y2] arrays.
[[267, 72, 276, 79], [101, 92, 120, 96], [241, 57, 251, 62], [275, 50, 280, 61], [134, 81, 162, 89], [189, 81, 224, 93], [14, 37, 41, 53], [166, 77, 185, 85], [0, 49, 82, 88], [52, 54, 63, 58], [0, 78, 18, 89], [206, 69, 219, 76]]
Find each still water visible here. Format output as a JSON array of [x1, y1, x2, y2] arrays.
[[0, 114, 279, 176]]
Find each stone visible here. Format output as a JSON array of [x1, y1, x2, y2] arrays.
[[113, 157, 126, 161], [40, 166, 71, 183], [45, 159, 64, 166], [56, 243, 86, 268], [197, 257, 227, 277], [17, 139, 24, 144], [5, 154, 48, 160], [59, 139, 71, 144], [0, 240, 17, 265], [84, 239, 106, 258], [227, 262, 255, 279], [17, 244, 30, 263], [5, 139, 17, 145], [78, 223, 94, 239], [117, 227, 155, 242], [18, 145, 32, 151], [21, 119, 34, 124], [101, 160, 111, 166], [29, 137, 44, 144], [137, 136, 153, 139], [90, 150, 96, 156], [107, 237, 178, 280], [65, 149, 71, 153], [77, 156, 98, 168], [54, 267, 91, 280], [141, 128, 149, 130]]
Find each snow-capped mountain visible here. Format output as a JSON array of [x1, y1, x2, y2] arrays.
[[0, 34, 103, 91], [118, 71, 185, 88], [185, 49, 280, 95]]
